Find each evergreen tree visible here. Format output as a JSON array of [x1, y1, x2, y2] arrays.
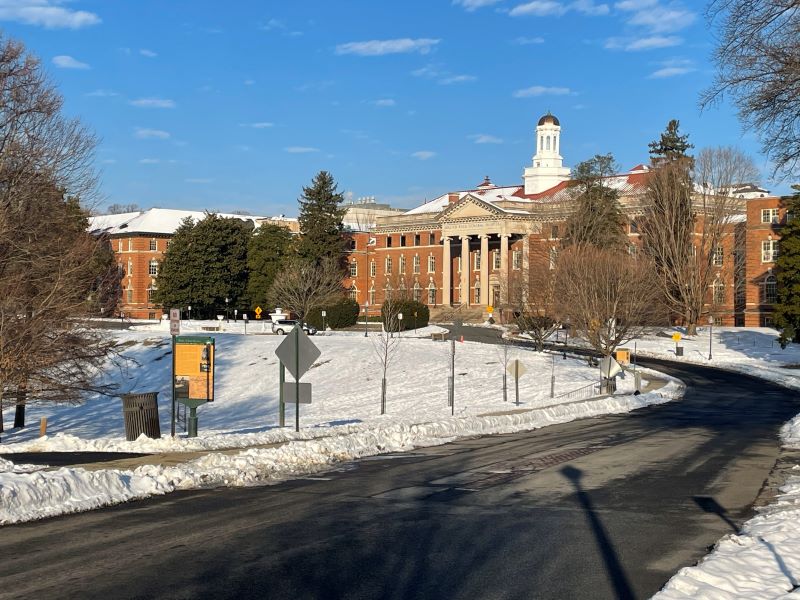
[[775, 185, 800, 346], [154, 214, 252, 318], [563, 154, 627, 250], [648, 119, 694, 163], [246, 222, 294, 308], [297, 171, 347, 266]]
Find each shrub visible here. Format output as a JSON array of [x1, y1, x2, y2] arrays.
[[306, 298, 360, 330], [381, 299, 429, 332]]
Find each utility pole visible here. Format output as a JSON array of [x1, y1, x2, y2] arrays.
[[448, 338, 455, 415]]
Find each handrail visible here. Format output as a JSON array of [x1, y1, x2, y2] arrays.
[[555, 381, 600, 402]]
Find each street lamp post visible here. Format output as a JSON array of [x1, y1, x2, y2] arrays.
[[398, 312, 403, 339], [234, 308, 238, 322], [188, 305, 192, 321], [364, 301, 369, 337], [225, 297, 229, 322], [708, 315, 714, 360]]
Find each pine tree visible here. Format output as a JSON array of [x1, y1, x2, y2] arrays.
[[246, 223, 294, 308], [648, 119, 694, 163], [564, 154, 627, 250], [297, 171, 347, 266], [775, 185, 800, 346]]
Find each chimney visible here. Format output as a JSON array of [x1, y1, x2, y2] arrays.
[[448, 193, 460, 204]]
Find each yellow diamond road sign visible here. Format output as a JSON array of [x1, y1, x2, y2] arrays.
[[672, 332, 682, 342]]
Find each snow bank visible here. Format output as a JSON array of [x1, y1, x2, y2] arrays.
[[0, 379, 682, 525]]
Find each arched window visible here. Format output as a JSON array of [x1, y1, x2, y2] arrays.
[[384, 283, 393, 302], [546, 136, 551, 150], [554, 135, 558, 153], [713, 280, 725, 305], [540, 135, 543, 152], [369, 286, 375, 305], [413, 282, 422, 302], [427, 283, 437, 306], [763, 275, 777, 304], [349, 286, 358, 302]]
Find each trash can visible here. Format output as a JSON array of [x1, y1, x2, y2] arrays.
[[121, 392, 161, 441], [676, 346, 684, 357]]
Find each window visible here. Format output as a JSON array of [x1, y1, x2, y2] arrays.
[[118, 263, 125, 276], [763, 275, 777, 304], [762, 239, 779, 262], [413, 255, 420, 274], [386, 236, 393, 248], [147, 287, 156, 302], [384, 284, 392, 301], [349, 262, 358, 277], [369, 260, 376, 277], [551, 225, 559, 239], [546, 136, 551, 150], [630, 219, 639, 234], [474, 251, 481, 271], [628, 244, 638, 258], [400, 235, 407, 247], [126, 287, 133, 303], [429, 232, 436, 245], [400, 255, 406, 274], [128, 239, 133, 251], [762, 208, 780, 224], [493, 251, 501, 270], [549, 247, 558, 270], [474, 285, 481, 304], [149, 239, 157, 251], [369, 287, 376, 305], [385, 257, 392, 274], [428, 255, 436, 273], [540, 135, 543, 151], [427, 284, 437, 305], [512, 250, 522, 270], [128, 260, 133, 276], [414, 234, 421, 246], [148, 312, 156, 320], [712, 280, 725, 305], [413, 283, 422, 302], [713, 246, 724, 267], [349, 286, 358, 301], [166, 240, 171, 249], [762, 315, 775, 328], [118, 240, 122, 252], [148, 260, 158, 276]]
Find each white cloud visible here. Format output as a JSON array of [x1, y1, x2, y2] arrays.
[[185, 178, 213, 184], [453, 0, 503, 11], [139, 49, 157, 58], [571, 0, 609, 15], [605, 35, 682, 50], [259, 18, 285, 31], [513, 36, 545, 44], [0, 1, 100, 29], [239, 122, 274, 129], [134, 128, 171, 140], [439, 74, 477, 84], [372, 99, 396, 107], [469, 134, 504, 144], [625, 3, 695, 33], [52, 55, 89, 69], [411, 64, 440, 78], [336, 38, 440, 56], [285, 146, 319, 153], [86, 89, 119, 97], [412, 151, 436, 160], [648, 58, 695, 78], [510, 1, 568, 17], [614, 0, 658, 11], [139, 158, 160, 164], [513, 85, 574, 97], [243, 79, 255, 86], [129, 98, 176, 108]]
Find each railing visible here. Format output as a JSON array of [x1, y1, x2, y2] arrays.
[[555, 381, 601, 402]]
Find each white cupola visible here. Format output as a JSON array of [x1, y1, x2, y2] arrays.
[[523, 112, 571, 195]]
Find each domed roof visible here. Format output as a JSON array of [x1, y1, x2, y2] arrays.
[[538, 112, 560, 126]]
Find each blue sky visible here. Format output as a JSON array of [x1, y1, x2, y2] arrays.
[[1, 0, 788, 215]]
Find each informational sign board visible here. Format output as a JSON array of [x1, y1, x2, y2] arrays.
[[282, 382, 312, 404], [275, 328, 321, 381], [174, 336, 215, 401], [507, 359, 526, 379]]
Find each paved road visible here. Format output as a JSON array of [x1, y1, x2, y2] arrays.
[[1, 337, 798, 600]]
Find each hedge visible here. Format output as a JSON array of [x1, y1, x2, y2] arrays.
[[380, 300, 430, 332], [306, 298, 360, 330]]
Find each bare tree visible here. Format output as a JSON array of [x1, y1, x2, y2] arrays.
[[0, 35, 121, 430], [555, 246, 663, 357], [642, 146, 757, 334], [504, 246, 560, 350], [269, 257, 346, 322], [371, 296, 401, 415], [703, 0, 800, 177]]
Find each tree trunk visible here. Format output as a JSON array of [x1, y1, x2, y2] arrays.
[[13, 384, 26, 428], [0, 389, 4, 433]]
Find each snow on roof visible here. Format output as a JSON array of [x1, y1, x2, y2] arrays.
[[88, 208, 273, 236]]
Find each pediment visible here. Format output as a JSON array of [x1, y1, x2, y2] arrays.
[[438, 194, 504, 222]]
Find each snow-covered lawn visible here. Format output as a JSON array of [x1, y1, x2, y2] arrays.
[[0, 324, 682, 524]]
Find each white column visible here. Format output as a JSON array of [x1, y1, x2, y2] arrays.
[[460, 235, 470, 306], [480, 234, 489, 306], [500, 234, 510, 305], [442, 237, 451, 306]]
